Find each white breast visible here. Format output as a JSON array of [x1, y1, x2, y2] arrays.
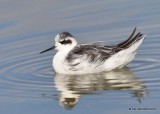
[[53, 51, 68, 74]]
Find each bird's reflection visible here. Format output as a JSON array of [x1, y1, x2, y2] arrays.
[[54, 67, 147, 110]]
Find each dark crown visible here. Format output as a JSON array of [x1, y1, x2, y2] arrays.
[[60, 32, 73, 39]]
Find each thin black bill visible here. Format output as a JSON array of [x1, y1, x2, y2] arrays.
[[40, 46, 55, 54]]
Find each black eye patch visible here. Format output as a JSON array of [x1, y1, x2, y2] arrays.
[[60, 39, 72, 44]]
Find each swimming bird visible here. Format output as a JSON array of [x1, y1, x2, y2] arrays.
[[40, 27, 146, 74]]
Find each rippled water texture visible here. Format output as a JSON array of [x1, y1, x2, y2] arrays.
[[0, 0, 160, 114]]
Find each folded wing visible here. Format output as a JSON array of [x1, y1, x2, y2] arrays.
[[66, 27, 145, 64]]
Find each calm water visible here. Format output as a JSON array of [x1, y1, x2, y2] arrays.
[[0, 0, 160, 114]]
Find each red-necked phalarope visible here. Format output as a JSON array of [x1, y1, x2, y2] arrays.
[[40, 27, 146, 74]]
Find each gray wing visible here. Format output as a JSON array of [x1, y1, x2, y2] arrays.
[[66, 44, 114, 64], [66, 27, 143, 64]]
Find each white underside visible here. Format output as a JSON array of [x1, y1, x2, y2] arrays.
[[53, 37, 145, 74]]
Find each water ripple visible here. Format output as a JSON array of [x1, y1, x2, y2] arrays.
[[0, 21, 160, 105], [0, 36, 56, 101], [0, 29, 160, 103]]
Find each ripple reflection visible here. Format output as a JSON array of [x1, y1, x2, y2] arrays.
[[54, 68, 147, 109]]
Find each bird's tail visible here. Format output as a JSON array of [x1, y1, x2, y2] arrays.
[[117, 27, 146, 49]]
